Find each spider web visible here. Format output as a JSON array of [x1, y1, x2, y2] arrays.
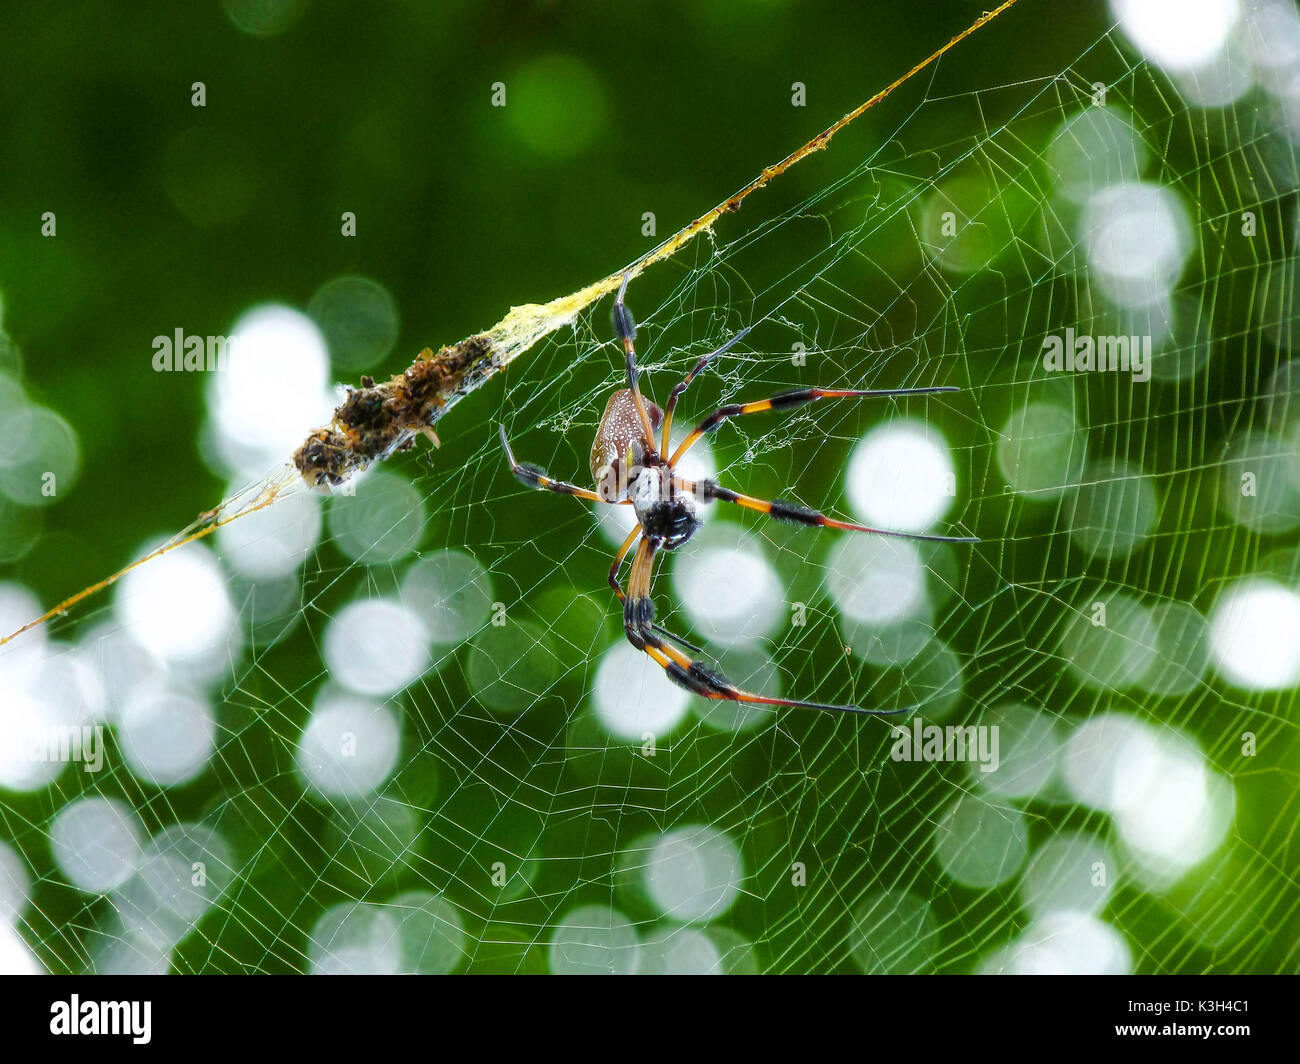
[[2, 6, 1299, 975]]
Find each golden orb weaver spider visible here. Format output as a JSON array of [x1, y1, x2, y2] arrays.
[[498, 274, 977, 717]]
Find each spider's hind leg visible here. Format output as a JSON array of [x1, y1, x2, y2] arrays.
[[610, 272, 660, 453], [497, 424, 611, 504]]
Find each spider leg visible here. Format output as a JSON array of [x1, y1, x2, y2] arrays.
[[608, 526, 705, 653], [498, 424, 619, 504], [652, 646, 905, 717], [650, 625, 705, 655], [611, 272, 660, 454], [660, 326, 752, 454], [608, 526, 641, 599], [696, 481, 978, 543], [622, 538, 901, 716], [668, 384, 960, 465]]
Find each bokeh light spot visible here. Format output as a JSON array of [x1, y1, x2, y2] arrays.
[[847, 420, 956, 533], [1207, 577, 1300, 690]]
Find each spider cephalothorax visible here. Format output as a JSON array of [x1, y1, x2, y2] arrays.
[[629, 465, 700, 549], [499, 273, 977, 717]]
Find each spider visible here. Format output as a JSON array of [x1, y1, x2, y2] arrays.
[[498, 274, 977, 717]]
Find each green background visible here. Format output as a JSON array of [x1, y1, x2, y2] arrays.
[[1, 0, 1296, 974]]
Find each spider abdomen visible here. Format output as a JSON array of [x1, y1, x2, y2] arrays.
[[590, 389, 662, 501]]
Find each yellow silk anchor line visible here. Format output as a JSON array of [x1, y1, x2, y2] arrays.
[[0, 0, 1020, 648]]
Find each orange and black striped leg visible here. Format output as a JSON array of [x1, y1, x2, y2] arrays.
[[498, 424, 614, 504], [611, 273, 660, 453], [669, 385, 960, 465], [697, 481, 978, 543], [622, 537, 901, 717], [639, 625, 904, 717], [622, 536, 663, 654], [660, 326, 752, 454], [662, 654, 905, 717], [612, 528, 704, 653], [608, 527, 641, 602], [619, 542, 713, 677]]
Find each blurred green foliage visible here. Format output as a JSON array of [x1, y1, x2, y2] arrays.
[[0, 0, 1087, 601], [4, 1, 1296, 975]]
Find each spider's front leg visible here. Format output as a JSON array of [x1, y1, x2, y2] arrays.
[[620, 538, 892, 717], [619, 539, 737, 683], [625, 597, 777, 707], [612, 529, 704, 654], [620, 537, 706, 664], [620, 538, 698, 661], [622, 590, 725, 697]]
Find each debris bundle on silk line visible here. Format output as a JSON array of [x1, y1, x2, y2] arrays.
[[0, 0, 1020, 648]]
